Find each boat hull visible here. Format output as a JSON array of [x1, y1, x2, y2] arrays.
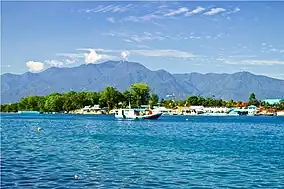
[[115, 113, 163, 120]]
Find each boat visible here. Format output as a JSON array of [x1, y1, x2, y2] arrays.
[[152, 106, 171, 115], [199, 112, 229, 116], [18, 111, 41, 114], [228, 108, 248, 116], [114, 109, 162, 120]]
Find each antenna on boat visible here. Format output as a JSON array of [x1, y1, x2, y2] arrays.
[[128, 101, 131, 109]]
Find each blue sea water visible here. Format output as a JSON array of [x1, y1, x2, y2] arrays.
[[1, 114, 284, 189]]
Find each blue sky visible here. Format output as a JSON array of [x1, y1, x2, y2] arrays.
[[2, 1, 284, 79]]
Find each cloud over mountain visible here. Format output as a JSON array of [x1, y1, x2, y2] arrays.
[[26, 61, 44, 72]]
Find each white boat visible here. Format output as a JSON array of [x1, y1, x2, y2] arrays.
[[199, 112, 229, 116], [152, 106, 171, 115], [114, 109, 162, 120]]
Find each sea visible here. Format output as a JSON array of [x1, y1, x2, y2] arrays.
[[1, 114, 284, 189]]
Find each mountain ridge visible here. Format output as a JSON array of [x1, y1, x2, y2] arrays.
[[1, 61, 284, 103]]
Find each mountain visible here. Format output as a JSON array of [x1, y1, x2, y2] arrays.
[[1, 61, 284, 103]]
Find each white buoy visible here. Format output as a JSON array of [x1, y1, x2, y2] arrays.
[[186, 118, 189, 121], [37, 127, 41, 132], [74, 175, 79, 180]]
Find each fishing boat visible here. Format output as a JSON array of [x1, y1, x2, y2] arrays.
[[114, 108, 162, 120], [114, 101, 162, 120]]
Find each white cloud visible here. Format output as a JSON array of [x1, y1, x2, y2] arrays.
[[103, 31, 166, 43], [121, 51, 130, 61], [45, 60, 65, 67], [77, 48, 114, 53], [130, 49, 195, 58], [79, 4, 132, 14], [204, 8, 226, 16], [185, 6, 205, 16], [130, 34, 165, 43], [84, 49, 102, 63], [102, 31, 220, 43], [233, 7, 240, 13], [123, 39, 133, 43], [224, 59, 284, 66], [165, 7, 189, 16], [26, 61, 44, 72], [122, 13, 162, 23], [280, 50, 284, 53], [72, 48, 196, 60], [120, 5, 170, 23], [77, 49, 119, 63], [45, 59, 77, 67], [56, 53, 85, 59], [106, 17, 115, 23], [269, 48, 278, 52], [158, 5, 168, 9], [123, 16, 140, 22], [136, 44, 150, 49], [140, 14, 162, 21], [224, 7, 240, 15]]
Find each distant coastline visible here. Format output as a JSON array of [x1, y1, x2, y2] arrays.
[[1, 83, 284, 116]]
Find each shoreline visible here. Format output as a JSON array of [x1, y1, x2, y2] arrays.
[[1, 111, 283, 117]]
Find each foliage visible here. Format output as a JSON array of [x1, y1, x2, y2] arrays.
[[130, 83, 150, 107], [149, 93, 159, 107], [248, 92, 260, 106], [1, 86, 284, 113], [99, 86, 123, 112], [44, 95, 64, 112]]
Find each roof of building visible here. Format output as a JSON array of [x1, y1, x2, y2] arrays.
[[262, 98, 284, 104]]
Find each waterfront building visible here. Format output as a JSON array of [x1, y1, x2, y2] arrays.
[[262, 98, 284, 105]]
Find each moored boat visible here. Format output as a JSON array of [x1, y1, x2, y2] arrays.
[[114, 109, 162, 120], [18, 111, 41, 114]]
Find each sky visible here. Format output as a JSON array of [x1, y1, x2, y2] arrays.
[[2, 1, 284, 79]]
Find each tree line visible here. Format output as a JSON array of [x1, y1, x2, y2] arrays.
[[0, 83, 158, 113], [1, 83, 284, 113]]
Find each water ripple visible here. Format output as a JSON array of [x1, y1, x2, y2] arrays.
[[1, 114, 284, 188]]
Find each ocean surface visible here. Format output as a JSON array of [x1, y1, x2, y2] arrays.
[[1, 114, 284, 189]]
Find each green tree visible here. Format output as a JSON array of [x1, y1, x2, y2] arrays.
[[122, 90, 135, 108], [248, 92, 260, 106], [149, 93, 159, 107], [44, 95, 64, 112], [0, 103, 18, 112], [18, 97, 29, 110], [130, 83, 150, 107], [83, 92, 101, 106], [37, 96, 47, 112], [100, 86, 122, 112], [226, 100, 234, 108], [187, 96, 198, 105]]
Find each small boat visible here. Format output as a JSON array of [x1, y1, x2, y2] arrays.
[[114, 109, 162, 120], [18, 111, 41, 114]]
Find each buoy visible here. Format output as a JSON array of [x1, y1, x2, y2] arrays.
[[37, 127, 41, 132], [186, 118, 188, 121], [74, 175, 79, 180]]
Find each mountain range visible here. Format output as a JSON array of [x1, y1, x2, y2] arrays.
[[1, 61, 284, 104]]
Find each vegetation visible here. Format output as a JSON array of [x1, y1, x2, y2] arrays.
[[1, 83, 284, 113], [248, 92, 260, 106], [130, 83, 151, 107]]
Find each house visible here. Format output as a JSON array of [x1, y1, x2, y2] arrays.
[[247, 105, 258, 116]]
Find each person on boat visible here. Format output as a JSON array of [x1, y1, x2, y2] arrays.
[[148, 109, 153, 115]]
